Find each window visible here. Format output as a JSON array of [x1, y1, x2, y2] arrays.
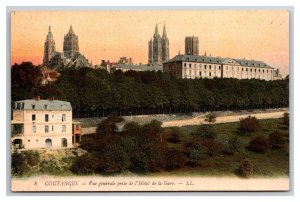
[[62, 114, 66, 122], [45, 125, 49, 133], [209, 72, 211, 77], [32, 114, 36, 121], [199, 71, 202, 76], [226, 66, 228, 70], [194, 64, 196, 68], [263, 70, 265, 73], [32, 125, 36, 133], [32, 104, 35, 109], [204, 65, 207, 69], [219, 66, 221, 70], [242, 68, 244, 71], [44, 105, 48, 109], [16, 103, 21, 109], [45, 114, 49, 122], [184, 63, 186, 67], [189, 64, 191, 68], [62, 125, 66, 133], [209, 65, 211, 69], [52, 125, 54, 131]]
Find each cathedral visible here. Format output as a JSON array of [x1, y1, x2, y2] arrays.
[[43, 25, 90, 70], [148, 24, 169, 65]]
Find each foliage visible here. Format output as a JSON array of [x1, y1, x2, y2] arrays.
[[193, 124, 216, 139], [268, 131, 286, 149], [205, 113, 217, 123], [239, 116, 260, 134], [238, 158, 254, 178], [223, 136, 241, 154], [11, 64, 289, 117], [39, 159, 62, 175], [11, 151, 29, 176], [23, 151, 40, 166], [70, 153, 101, 174], [164, 149, 187, 170], [283, 112, 289, 127], [248, 136, 268, 153]]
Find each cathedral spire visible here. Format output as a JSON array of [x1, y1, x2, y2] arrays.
[[68, 25, 74, 35], [162, 24, 167, 39], [154, 23, 160, 38], [48, 26, 51, 33]]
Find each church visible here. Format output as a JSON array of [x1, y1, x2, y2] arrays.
[[43, 26, 90, 70], [148, 24, 169, 66]]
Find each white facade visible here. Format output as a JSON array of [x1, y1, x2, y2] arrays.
[[163, 55, 279, 81], [11, 99, 73, 150]]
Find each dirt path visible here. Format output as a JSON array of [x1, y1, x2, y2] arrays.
[[161, 111, 288, 128]]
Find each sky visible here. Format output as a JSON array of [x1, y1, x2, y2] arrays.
[[11, 10, 289, 76]]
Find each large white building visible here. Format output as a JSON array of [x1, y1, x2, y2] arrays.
[[11, 96, 73, 150], [163, 54, 282, 81]]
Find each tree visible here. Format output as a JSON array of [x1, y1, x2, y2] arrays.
[[283, 112, 289, 128], [239, 116, 260, 135], [238, 158, 253, 178], [248, 136, 268, 153], [268, 131, 285, 149], [204, 113, 217, 123]]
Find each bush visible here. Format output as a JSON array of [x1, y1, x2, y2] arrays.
[[222, 136, 241, 154], [283, 112, 289, 127], [39, 159, 61, 175], [199, 138, 220, 156], [24, 151, 40, 166], [163, 127, 183, 143], [248, 136, 268, 153], [238, 158, 253, 178], [164, 149, 186, 170], [70, 153, 101, 174], [269, 131, 285, 149], [205, 113, 217, 123], [239, 116, 260, 134], [194, 125, 216, 139], [11, 151, 29, 176], [188, 146, 208, 161]]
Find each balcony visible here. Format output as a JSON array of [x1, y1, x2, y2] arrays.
[[11, 124, 24, 138]]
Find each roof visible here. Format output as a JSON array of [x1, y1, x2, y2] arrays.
[[115, 64, 163, 71], [14, 99, 72, 111], [164, 54, 273, 68]]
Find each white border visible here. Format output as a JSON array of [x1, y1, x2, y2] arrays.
[[1, 0, 299, 201]]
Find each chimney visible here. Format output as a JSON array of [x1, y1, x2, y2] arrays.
[[33, 95, 40, 101], [48, 96, 55, 101]]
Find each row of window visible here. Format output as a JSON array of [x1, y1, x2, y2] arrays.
[[32, 114, 66, 122], [32, 125, 66, 133], [183, 63, 272, 73]]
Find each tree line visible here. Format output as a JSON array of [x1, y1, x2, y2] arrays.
[[11, 62, 289, 118]]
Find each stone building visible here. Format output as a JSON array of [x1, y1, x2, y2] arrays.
[[148, 24, 169, 65], [43, 26, 90, 70], [11, 96, 73, 150], [42, 26, 56, 65], [185, 36, 199, 55], [163, 54, 281, 81]]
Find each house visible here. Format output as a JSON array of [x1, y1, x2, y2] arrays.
[[11, 96, 74, 150]]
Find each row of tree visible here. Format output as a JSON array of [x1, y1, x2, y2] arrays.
[[11, 62, 289, 118]]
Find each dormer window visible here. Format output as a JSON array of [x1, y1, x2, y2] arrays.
[[32, 104, 35, 110], [44, 104, 48, 109]]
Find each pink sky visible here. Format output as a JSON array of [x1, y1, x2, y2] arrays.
[[11, 10, 289, 76]]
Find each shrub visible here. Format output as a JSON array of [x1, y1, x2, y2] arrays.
[[199, 138, 220, 156], [248, 136, 268, 153], [238, 158, 253, 178], [188, 146, 208, 161], [268, 131, 285, 149], [11, 151, 29, 176], [205, 113, 217, 123], [39, 159, 61, 175], [24, 151, 40, 166], [164, 149, 186, 170], [163, 127, 183, 143], [283, 112, 289, 127], [70, 153, 101, 174], [194, 125, 216, 139], [239, 116, 260, 134], [222, 136, 241, 154]]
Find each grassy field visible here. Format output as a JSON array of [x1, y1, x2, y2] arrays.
[[160, 118, 289, 177]]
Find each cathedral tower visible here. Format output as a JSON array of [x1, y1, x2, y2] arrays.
[[161, 24, 169, 62], [63, 25, 79, 58], [148, 24, 167, 65], [43, 26, 56, 65]]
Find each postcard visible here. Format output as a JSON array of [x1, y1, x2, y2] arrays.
[[10, 9, 290, 192]]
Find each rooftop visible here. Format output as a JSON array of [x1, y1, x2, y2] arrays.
[[115, 64, 163, 71], [164, 54, 273, 68], [14, 99, 72, 111]]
